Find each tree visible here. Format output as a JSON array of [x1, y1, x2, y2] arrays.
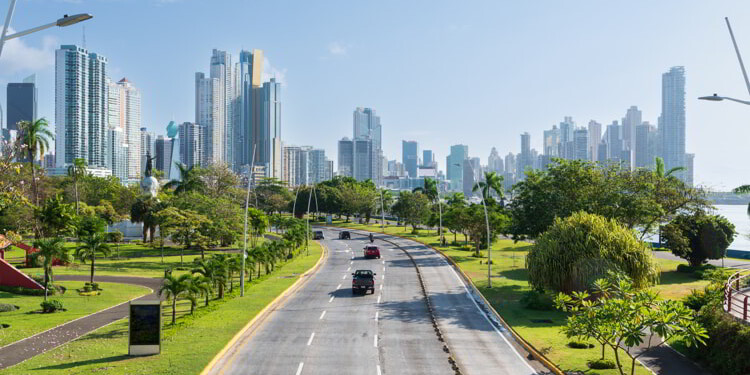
[[164, 163, 204, 195], [472, 171, 504, 204], [130, 196, 165, 243], [247, 208, 268, 250], [253, 178, 292, 214], [462, 204, 509, 257], [159, 274, 192, 324], [654, 156, 685, 178], [391, 191, 431, 231], [413, 178, 438, 202], [35, 194, 76, 237], [0, 134, 28, 212], [67, 158, 87, 214], [75, 232, 112, 284], [190, 275, 213, 307], [526, 211, 659, 293], [195, 164, 239, 198], [157, 207, 210, 263], [31, 237, 71, 301], [17, 118, 54, 207], [661, 212, 736, 267], [556, 273, 708, 375]]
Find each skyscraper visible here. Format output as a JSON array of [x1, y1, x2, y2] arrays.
[[195, 72, 221, 165], [262, 78, 282, 179], [210, 49, 233, 165], [179, 122, 204, 168], [621, 106, 641, 170], [635, 122, 657, 169], [54, 45, 110, 175], [517, 132, 532, 180], [234, 49, 264, 171], [446, 144, 468, 191], [573, 127, 589, 160], [110, 127, 127, 182], [660, 66, 686, 182], [108, 78, 142, 181], [543, 125, 560, 157], [353, 107, 382, 185], [308, 148, 330, 184], [604, 121, 622, 163], [154, 135, 171, 173], [402, 140, 418, 178], [423, 149, 434, 168], [685, 153, 695, 187], [337, 137, 354, 177], [6, 75, 37, 132], [587, 120, 602, 162], [353, 138, 374, 182], [283, 145, 310, 187], [488, 147, 503, 173], [140, 127, 154, 175], [558, 116, 575, 159]]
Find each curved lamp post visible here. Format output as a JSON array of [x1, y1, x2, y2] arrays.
[[699, 17, 750, 107], [454, 162, 492, 288]]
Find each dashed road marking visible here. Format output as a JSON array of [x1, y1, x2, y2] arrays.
[[374, 334, 378, 347], [342, 274, 347, 280], [377, 295, 381, 304], [347, 266, 351, 271], [377, 365, 382, 375], [307, 332, 315, 346], [379, 284, 383, 291], [296, 362, 304, 375], [319, 310, 326, 320], [375, 311, 379, 321], [329, 296, 335, 303], [336, 283, 341, 290]]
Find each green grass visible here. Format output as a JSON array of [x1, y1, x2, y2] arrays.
[[0, 281, 149, 347], [3, 241, 324, 375], [326, 220, 712, 375]]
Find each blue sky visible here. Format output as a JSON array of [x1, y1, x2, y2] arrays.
[[2, 0, 750, 190]]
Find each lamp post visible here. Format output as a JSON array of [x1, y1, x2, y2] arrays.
[[379, 189, 386, 233], [241, 146, 257, 297], [454, 162, 492, 288], [1, 0, 92, 59], [306, 184, 315, 256], [699, 17, 750, 107]]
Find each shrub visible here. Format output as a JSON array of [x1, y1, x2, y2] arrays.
[[662, 212, 736, 267], [40, 300, 64, 313], [587, 359, 616, 369], [683, 289, 710, 312], [520, 289, 555, 311], [0, 285, 56, 296], [107, 230, 124, 243], [676, 264, 695, 273], [0, 303, 19, 312], [567, 341, 595, 349], [85, 282, 102, 291], [527, 212, 660, 293], [682, 302, 750, 375]]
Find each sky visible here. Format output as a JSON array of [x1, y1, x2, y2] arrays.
[[1, 0, 750, 190]]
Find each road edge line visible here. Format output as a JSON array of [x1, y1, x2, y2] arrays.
[[199, 239, 328, 375]]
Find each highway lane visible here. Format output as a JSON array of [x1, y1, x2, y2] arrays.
[[340, 228, 544, 375], [207, 228, 452, 375]]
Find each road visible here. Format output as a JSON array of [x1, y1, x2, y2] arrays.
[[207, 227, 543, 375]]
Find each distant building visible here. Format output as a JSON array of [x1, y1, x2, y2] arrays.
[[635, 122, 657, 169], [517, 132, 532, 180], [110, 127, 128, 182], [262, 78, 283, 179], [308, 148, 331, 184], [353, 107, 382, 185], [6, 75, 37, 132], [422, 149, 435, 168], [283, 145, 310, 187], [685, 153, 695, 187], [573, 127, 588, 160], [488, 147, 503, 174], [543, 125, 559, 157], [337, 137, 354, 177], [108, 77, 142, 180], [588, 120, 602, 162], [179, 122, 204, 168], [140, 127, 154, 175], [402, 140, 418, 178], [660, 66, 687, 182], [446, 144, 468, 191], [621, 106, 641, 170], [154, 135, 172, 173]]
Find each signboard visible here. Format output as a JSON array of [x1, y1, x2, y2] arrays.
[[326, 215, 333, 225], [129, 300, 161, 355]]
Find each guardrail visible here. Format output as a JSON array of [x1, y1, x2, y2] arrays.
[[725, 269, 750, 322]]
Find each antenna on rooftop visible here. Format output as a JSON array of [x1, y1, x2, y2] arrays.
[[82, 25, 86, 49]]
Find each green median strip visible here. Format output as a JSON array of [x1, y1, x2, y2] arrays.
[[2, 241, 323, 375]]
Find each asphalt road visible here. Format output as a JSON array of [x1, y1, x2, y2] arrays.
[[207, 228, 542, 375]]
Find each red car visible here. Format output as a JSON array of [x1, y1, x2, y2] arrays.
[[363, 245, 381, 259]]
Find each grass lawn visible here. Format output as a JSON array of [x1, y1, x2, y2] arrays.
[[3, 241, 324, 375], [327, 220, 711, 375], [0, 281, 149, 347]]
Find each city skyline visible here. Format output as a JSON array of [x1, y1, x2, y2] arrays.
[[2, 1, 750, 189]]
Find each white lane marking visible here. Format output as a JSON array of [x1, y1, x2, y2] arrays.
[[347, 266, 351, 271], [379, 284, 383, 291], [377, 295, 381, 304], [342, 274, 347, 280], [350, 261, 353, 265], [377, 365, 382, 375], [383, 267, 385, 272], [382, 274, 385, 280], [329, 296, 335, 303], [374, 334, 378, 347], [375, 311, 379, 321], [296, 362, 304, 375], [336, 283, 341, 290], [382, 260, 385, 264], [319, 310, 326, 320], [307, 332, 315, 346]]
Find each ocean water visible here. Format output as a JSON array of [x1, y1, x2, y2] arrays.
[[714, 204, 750, 251]]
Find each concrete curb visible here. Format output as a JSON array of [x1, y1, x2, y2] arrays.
[[329, 224, 565, 375]]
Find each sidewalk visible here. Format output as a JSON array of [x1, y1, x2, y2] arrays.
[[0, 275, 161, 370]]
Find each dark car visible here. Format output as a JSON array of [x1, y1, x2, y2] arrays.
[[313, 231, 324, 240], [339, 231, 351, 240], [352, 269, 376, 294]]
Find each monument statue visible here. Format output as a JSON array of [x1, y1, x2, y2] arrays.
[[140, 151, 160, 197]]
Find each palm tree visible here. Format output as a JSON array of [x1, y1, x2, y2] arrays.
[[472, 171, 505, 204], [18, 118, 54, 206], [190, 275, 213, 307], [412, 178, 438, 201], [159, 274, 192, 324], [130, 196, 162, 243], [31, 237, 71, 301], [67, 158, 87, 215], [226, 256, 242, 293], [654, 156, 685, 178], [75, 232, 112, 284], [163, 163, 203, 195], [446, 192, 466, 207], [733, 185, 750, 216]]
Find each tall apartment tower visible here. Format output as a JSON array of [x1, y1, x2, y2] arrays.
[[573, 127, 589, 161], [337, 137, 354, 177], [558, 116, 575, 159], [54, 45, 110, 174], [262, 78, 282, 179], [179, 122, 204, 168], [140, 127, 154, 175], [446, 144, 468, 191], [517, 132, 532, 180], [402, 140, 418, 178], [195, 72, 220, 165], [543, 125, 560, 157], [660, 67, 687, 182], [635, 122, 658, 169], [282, 145, 310, 187], [353, 107, 382, 185], [587, 120, 602, 162], [621, 106, 641, 170], [234, 49, 264, 171], [210, 49, 233, 165], [308, 148, 330, 184], [107, 78, 142, 181], [488, 147, 504, 173], [6, 75, 37, 132]]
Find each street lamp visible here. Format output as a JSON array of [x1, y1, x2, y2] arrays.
[[1, 0, 92, 59], [699, 17, 750, 107], [241, 146, 257, 297], [454, 162, 493, 288]]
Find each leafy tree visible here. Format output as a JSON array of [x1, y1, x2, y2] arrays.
[[67, 158, 87, 214], [35, 194, 76, 237], [661, 212, 736, 267], [654, 156, 685, 178], [556, 273, 707, 375], [253, 178, 292, 214], [0, 134, 28, 212], [247, 208, 268, 250], [160, 274, 192, 324], [195, 164, 239, 198], [472, 171, 504, 204], [94, 200, 121, 226], [190, 275, 213, 307], [413, 178, 438, 202], [130, 196, 165, 243], [526, 211, 659, 293], [443, 203, 469, 243], [164, 163, 204, 195], [74, 214, 107, 239], [463, 204, 510, 256], [17, 118, 54, 207], [391, 191, 431, 231], [158, 207, 211, 262], [75, 232, 112, 284], [30, 237, 71, 301]]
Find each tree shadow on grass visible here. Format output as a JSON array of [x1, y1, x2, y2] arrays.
[[34, 354, 135, 370], [658, 270, 700, 285], [499, 267, 529, 282]]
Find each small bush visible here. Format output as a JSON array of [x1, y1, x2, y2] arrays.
[[676, 263, 716, 279], [85, 282, 102, 291], [567, 341, 595, 349], [683, 289, 710, 311], [520, 289, 556, 311], [587, 359, 616, 369], [0, 303, 19, 312], [78, 291, 100, 296], [40, 300, 64, 313]]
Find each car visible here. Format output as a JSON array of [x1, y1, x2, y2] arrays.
[[313, 230, 324, 240], [363, 245, 381, 259], [352, 269, 376, 294], [339, 231, 351, 240]]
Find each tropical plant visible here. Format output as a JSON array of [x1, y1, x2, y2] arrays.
[[17, 118, 54, 207], [30, 237, 71, 301], [159, 274, 193, 324], [472, 171, 504, 204], [67, 158, 87, 214], [526, 211, 660, 293], [163, 162, 204, 194], [190, 275, 213, 307], [35, 194, 76, 237], [130, 196, 165, 243], [412, 177, 438, 202], [661, 212, 736, 267], [74, 232, 112, 284], [654, 156, 685, 178]]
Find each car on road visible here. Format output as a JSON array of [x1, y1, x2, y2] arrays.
[[313, 231, 324, 240], [351, 269, 376, 294], [363, 245, 381, 259], [338, 231, 351, 240]]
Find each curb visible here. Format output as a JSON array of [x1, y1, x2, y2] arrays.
[[199, 241, 328, 375], [329, 224, 565, 375]]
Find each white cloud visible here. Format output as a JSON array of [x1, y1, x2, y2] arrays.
[[262, 56, 287, 85], [327, 42, 348, 56], [0, 28, 58, 77]]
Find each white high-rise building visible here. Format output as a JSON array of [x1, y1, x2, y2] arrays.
[[195, 72, 220, 165], [107, 78, 142, 181], [234, 49, 264, 172], [588, 120, 602, 163], [353, 107, 382, 185], [283, 145, 310, 187], [263, 78, 282, 179], [210, 49, 233, 165]]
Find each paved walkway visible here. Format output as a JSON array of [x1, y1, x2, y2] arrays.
[[0, 275, 161, 369], [651, 251, 750, 270]]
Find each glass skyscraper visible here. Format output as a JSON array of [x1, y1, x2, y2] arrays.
[[660, 66, 686, 182]]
